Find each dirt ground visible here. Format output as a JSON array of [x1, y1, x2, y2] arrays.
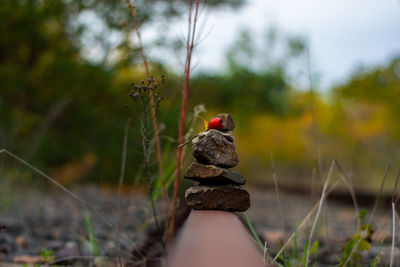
[[0, 184, 398, 266]]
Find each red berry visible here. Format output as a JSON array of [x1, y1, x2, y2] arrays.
[[208, 117, 223, 130]]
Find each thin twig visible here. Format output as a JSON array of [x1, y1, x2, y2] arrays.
[[24, 96, 73, 161]]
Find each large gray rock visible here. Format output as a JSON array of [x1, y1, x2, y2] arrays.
[[192, 130, 238, 168], [210, 113, 235, 132], [184, 162, 245, 185], [185, 185, 250, 212]]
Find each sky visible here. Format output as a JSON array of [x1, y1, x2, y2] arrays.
[[80, 0, 400, 90], [184, 0, 400, 90]]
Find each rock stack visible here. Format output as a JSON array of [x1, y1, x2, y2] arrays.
[[184, 114, 250, 212]]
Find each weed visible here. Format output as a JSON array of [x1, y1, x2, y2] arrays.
[[41, 248, 55, 263], [126, 0, 167, 228], [129, 76, 165, 232], [83, 210, 101, 258], [338, 209, 374, 266], [277, 232, 319, 267], [244, 213, 264, 250]]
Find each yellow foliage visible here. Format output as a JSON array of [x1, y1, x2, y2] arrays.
[[236, 112, 314, 163], [343, 102, 388, 141]]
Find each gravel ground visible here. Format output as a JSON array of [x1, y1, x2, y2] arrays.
[[0, 184, 398, 266]]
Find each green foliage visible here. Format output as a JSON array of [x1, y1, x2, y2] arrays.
[[0, 0, 248, 186], [338, 210, 374, 266], [333, 57, 400, 139], [358, 209, 367, 220], [83, 210, 101, 256], [243, 213, 264, 250], [277, 233, 319, 267], [191, 27, 306, 117], [41, 248, 55, 263], [151, 140, 176, 200], [2, 0, 399, 188]]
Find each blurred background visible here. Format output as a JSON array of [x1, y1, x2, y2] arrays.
[[1, 0, 400, 192], [1, 0, 400, 265]]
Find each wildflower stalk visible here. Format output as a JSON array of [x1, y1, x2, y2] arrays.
[[126, 0, 167, 228]]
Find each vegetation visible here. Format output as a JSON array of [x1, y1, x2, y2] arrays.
[[1, 1, 400, 266], [1, 0, 399, 189]]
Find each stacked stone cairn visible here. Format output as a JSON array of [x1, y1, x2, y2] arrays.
[[184, 113, 250, 212]]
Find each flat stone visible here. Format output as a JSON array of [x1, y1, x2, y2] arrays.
[[185, 185, 250, 212], [210, 113, 235, 132], [192, 130, 238, 168], [184, 162, 245, 185]]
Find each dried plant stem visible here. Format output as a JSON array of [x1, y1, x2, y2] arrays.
[[126, 0, 167, 227], [344, 159, 391, 266], [389, 168, 400, 267], [390, 202, 396, 267], [394, 168, 400, 205], [335, 160, 360, 229], [368, 158, 391, 225], [114, 117, 131, 267], [140, 112, 161, 231], [273, 179, 339, 261], [167, 0, 200, 243], [271, 152, 284, 233], [306, 44, 322, 179], [305, 160, 335, 267], [117, 117, 131, 199], [306, 42, 331, 249], [0, 149, 137, 258]]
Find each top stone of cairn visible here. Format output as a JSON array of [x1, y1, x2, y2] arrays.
[[208, 113, 235, 132]]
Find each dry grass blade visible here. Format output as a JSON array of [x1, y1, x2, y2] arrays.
[[390, 168, 400, 267], [271, 152, 284, 233], [305, 160, 335, 267], [114, 117, 131, 267], [0, 149, 114, 231], [368, 158, 391, 225], [344, 159, 392, 266], [390, 202, 396, 267], [263, 241, 267, 265], [306, 43, 322, 181], [335, 159, 360, 229], [273, 180, 339, 261], [117, 117, 131, 198], [394, 167, 400, 204], [393, 167, 400, 202]]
